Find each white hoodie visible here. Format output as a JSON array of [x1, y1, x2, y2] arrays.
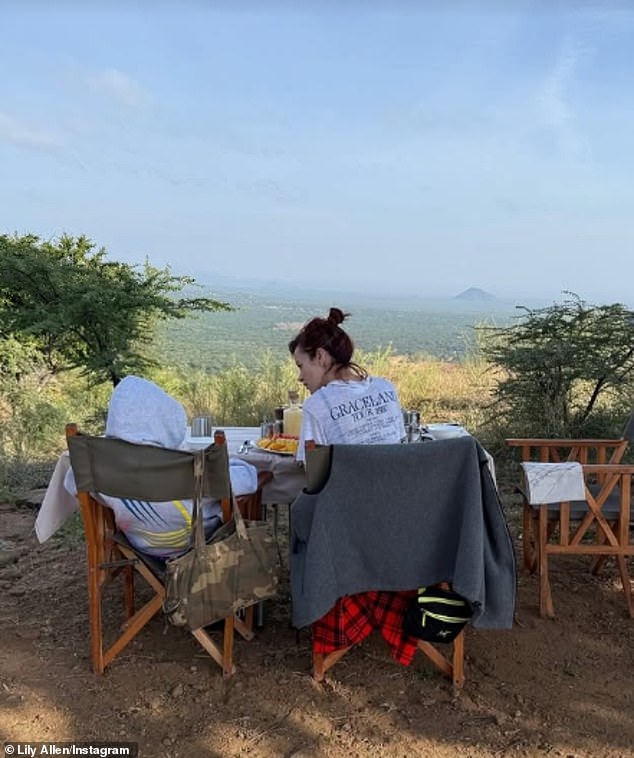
[[64, 375, 257, 558]]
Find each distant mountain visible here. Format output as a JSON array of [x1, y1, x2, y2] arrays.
[[455, 287, 496, 302]]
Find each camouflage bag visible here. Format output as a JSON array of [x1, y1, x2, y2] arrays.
[[163, 454, 279, 630]]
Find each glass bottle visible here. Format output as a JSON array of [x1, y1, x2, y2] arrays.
[[283, 390, 303, 438]]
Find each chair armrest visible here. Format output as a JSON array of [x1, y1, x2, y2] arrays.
[[581, 463, 634, 475], [505, 438, 628, 465], [505, 438, 624, 447]]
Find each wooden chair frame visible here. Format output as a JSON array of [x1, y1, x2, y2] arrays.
[[522, 463, 634, 618], [505, 436, 631, 574], [505, 437, 629, 466], [312, 596, 466, 688], [66, 423, 270, 677]]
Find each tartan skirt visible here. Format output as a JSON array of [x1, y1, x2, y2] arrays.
[[312, 590, 419, 666]]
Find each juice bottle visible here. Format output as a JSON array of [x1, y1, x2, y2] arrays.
[[283, 390, 303, 438]]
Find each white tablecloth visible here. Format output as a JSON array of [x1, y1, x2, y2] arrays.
[[35, 452, 78, 542], [425, 424, 496, 484]]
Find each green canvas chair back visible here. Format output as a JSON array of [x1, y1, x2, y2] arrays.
[[67, 433, 231, 502]]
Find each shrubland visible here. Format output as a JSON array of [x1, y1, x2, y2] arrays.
[[3, 232, 634, 503]]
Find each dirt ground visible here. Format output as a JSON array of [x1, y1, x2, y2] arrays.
[[1, 489, 634, 758]]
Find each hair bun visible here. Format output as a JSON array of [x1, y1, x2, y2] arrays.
[[327, 307, 347, 326]]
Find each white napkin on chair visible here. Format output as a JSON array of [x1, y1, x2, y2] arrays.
[[521, 462, 586, 504]]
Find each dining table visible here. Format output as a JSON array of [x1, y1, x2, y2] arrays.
[[187, 426, 307, 507], [35, 422, 491, 543]]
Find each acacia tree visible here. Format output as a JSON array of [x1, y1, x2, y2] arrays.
[[480, 293, 634, 437], [0, 233, 232, 386]]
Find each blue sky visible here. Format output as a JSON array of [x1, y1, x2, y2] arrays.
[[2, 1, 634, 302]]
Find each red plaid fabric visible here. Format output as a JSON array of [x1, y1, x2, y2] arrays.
[[312, 590, 419, 666]]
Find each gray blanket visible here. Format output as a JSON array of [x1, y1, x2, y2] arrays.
[[290, 436, 516, 630]]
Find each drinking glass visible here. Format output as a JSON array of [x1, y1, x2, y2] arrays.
[[191, 415, 214, 437]]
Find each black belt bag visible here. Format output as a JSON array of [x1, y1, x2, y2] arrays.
[[403, 586, 473, 643]]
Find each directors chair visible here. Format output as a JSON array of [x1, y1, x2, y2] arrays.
[[518, 460, 634, 618], [66, 423, 268, 677], [506, 412, 634, 576], [291, 438, 517, 689]]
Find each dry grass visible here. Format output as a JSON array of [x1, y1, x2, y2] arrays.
[[0, 353, 503, 501]]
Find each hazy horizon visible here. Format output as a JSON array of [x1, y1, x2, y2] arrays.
[[190, 271, 630, 310], [3, 2, 634, 303]]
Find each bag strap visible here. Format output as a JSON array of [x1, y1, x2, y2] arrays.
[[191, 450, 206, 552], [231, 493, 249, 538], [189, 448, 250, 553]]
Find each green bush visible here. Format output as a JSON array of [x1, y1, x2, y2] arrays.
[[479, 294, 634, 439], [0, 371, 111, 501]]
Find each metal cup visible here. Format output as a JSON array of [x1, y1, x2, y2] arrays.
[[191, 415, 213, 437], [407, 424, 422, 443], [404, 410, 422, 443]]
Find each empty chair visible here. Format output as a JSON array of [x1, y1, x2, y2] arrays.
[[506, 411, 634, 574], [519, 460, 634, 618]]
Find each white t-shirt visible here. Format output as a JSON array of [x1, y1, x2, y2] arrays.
[[296, 376, 406, 463]]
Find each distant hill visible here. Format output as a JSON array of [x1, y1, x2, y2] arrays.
[[455, 287, 495, 302]]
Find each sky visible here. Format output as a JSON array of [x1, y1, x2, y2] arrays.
[[2, 0, 634, 303]]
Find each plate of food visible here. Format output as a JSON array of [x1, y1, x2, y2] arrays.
[[255, 435, 299, 456]]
